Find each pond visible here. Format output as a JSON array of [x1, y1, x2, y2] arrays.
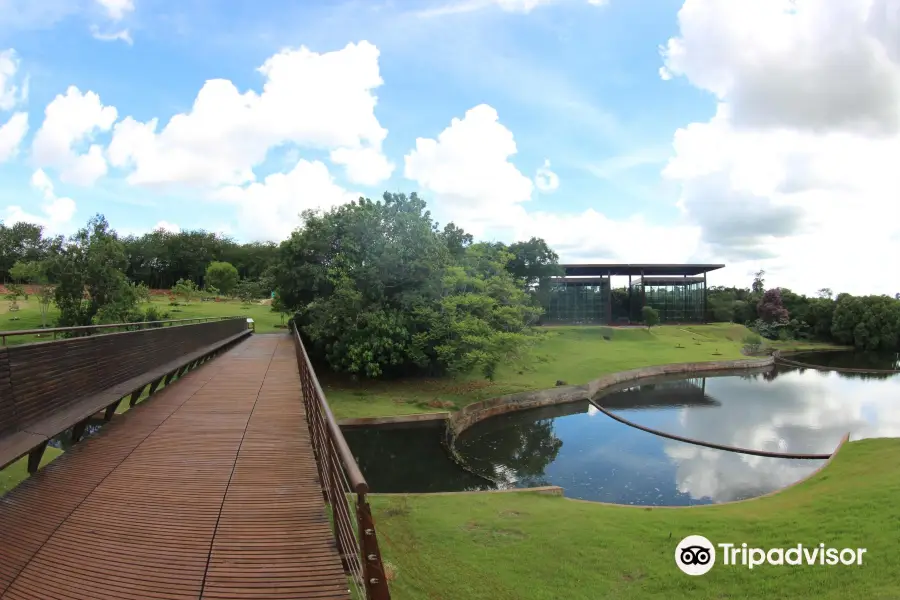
[[344, 362, 900, 506], [790, 350, 900, 371]]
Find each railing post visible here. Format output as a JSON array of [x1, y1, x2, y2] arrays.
[[358, 496, 391, 600]]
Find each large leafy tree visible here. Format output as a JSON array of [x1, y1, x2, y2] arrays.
[[0, 222, 56, 281], [48, 215, 137, 327], [757, 288, 789, 323], [506, 237, 562, 288], [832, 294, 900, 351], [276, 192, 541, 379]]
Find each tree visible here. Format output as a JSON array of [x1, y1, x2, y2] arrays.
[[234, 279, 260, 305], [36, 283, 56, 328], [271, 291, 290, 327], [751, 270, 766, 296], [0, 222, 54, 282], [204, 261, 239, 296], [831, 294, 900, 351], [506, 237, 562, 289], [641, 305, 660, 329], [48, 215, 136, 327], [134, 282, 151, 304], [276, 192, 541, 379], [172, 278, 199, 303], [757, 288, 789, 323], [9, 260, 55, 326], [817, 288, 833, 300]]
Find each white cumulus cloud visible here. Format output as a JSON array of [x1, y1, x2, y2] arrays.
[[108, 41, 392, 188], [213, 159, 359, 242], [0, 112, 28, 162], [32, 86, 118, 186], [3, 168, 76, 232], [404, 103, 534, 236], [659, 0, 900, 295]]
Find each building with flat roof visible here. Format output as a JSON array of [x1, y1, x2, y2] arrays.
[[544, 263, 724, 325]]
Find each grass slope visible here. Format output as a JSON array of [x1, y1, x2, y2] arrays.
[[371, 438, 900, 599], [325, 324, 834, 419]]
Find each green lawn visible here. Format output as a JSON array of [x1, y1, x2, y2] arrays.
[[324, 324, 838, 419], [0, 296, 287, 342], [371, 437, 900, 599], [0, 446, 63, 495]]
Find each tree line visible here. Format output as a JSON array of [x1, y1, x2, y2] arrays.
[[0, 220, 277, 289], [0, 193, 562, 379], [4, 192, 898, 381], [708, 270, 900, 352]]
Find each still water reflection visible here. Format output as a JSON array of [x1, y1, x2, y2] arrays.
[[791, 350, 900, 371], [345, 363, 900, 506]]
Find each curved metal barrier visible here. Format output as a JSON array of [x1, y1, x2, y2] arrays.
[[289, 322, 391, 600], [586, 398, 834, 459]]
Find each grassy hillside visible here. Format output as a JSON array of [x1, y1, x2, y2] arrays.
[[324, 324, 831, 419]]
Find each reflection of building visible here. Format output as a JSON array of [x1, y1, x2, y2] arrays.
[[599, 378, 720, 410], [544, 263, 723, 324]]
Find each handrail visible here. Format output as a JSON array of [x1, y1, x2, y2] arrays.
[[0, 316, 247, 346], [289, 321, 391, 600]]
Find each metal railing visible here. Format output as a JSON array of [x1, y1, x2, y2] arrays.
[[0, 316, 248, 346], [289, 321, 391, 600]]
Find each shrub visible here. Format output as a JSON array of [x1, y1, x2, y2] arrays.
[[752, 318, 788, 340], [143, 305, 170, 326], [641, 305, 660, 329], [742, 332, 764, 354]]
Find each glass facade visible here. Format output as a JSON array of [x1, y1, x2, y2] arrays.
[[545, 278, 609, 324], [544, 273, 708, 325], [633, 277, 705, 323]]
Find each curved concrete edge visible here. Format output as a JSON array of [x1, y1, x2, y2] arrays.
[[338, 412, 450, 428], [372, 486, 563, 497], [446, 356, 775, 437], [560, 432, 852, 509], [776, 353, 900, 375], [370, 436, 851, 509]]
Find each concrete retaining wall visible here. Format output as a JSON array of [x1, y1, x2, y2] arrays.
[[446, 356, 775, 437], [338, 412, 450, 428]]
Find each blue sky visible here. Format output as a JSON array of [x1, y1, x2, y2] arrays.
[[2, 0, 900, 295]]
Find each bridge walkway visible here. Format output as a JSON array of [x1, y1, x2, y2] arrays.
[[0, 333, 349, 600]]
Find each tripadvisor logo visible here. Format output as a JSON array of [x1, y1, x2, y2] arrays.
[[675, 535, 867, 576]]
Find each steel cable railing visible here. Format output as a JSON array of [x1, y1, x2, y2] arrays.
[[290, 321, 391, 600]]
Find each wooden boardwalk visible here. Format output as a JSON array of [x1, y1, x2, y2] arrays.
[[0, 334, 350, 600]]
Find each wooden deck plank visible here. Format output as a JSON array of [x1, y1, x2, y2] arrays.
[[0, 334, 350, 600]]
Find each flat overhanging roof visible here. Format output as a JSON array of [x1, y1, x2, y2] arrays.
[[561, 263, 725, 277]]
